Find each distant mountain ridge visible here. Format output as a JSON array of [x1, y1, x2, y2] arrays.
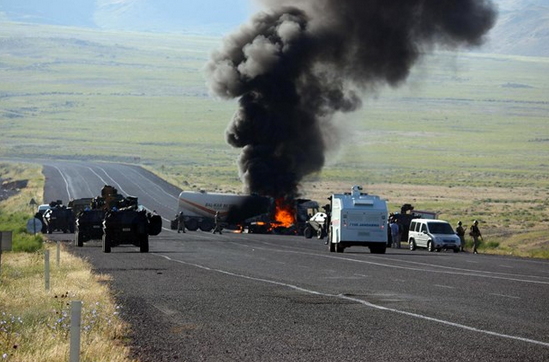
[[1, 0, 548, 56], [0, 0, 252, 34]]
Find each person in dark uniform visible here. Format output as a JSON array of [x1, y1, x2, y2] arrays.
[[456, 221, 465, 252], [177, 211, 186, 233], [469, 220, 482, 254], [213, 211, 222, 234]]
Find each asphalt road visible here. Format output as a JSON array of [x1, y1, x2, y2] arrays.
[[42, 161, 549, 361]]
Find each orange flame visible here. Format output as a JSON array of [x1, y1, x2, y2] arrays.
[[274, 199, 295, 228]]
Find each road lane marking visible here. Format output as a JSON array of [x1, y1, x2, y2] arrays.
[[434, 284, 455, 289], [240, 240, 549, 285], [490, 293, 520, 300], [153, 253, 549, 348], [51, 165, 73, 200]]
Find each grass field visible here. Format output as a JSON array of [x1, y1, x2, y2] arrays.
[[1, 21, 548, 257]]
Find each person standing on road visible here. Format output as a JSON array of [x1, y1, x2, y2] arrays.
[[177, 211, 186, 233], [456, 221, 466, 252], [213, 211, 223, 235], [469, 220, 482, 254], [390, 218, 400, 249]]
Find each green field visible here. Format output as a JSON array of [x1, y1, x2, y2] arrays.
[[1, 21, 548, 257]]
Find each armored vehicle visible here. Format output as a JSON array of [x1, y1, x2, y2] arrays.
[[42, 201, 75, 234], [75, 209, 106, 247], [102, 208, 162, 253]]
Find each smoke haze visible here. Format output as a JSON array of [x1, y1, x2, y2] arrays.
[[207, 0, 497, 199]]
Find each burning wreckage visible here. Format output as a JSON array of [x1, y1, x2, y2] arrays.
[[204, 0, 497, 240], [171, 191, 320, 235]]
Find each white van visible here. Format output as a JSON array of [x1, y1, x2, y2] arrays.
[[408, 219, 461, 253]]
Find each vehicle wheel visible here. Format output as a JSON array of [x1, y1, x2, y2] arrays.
[[370, 244, 387, 254], [335, 243, 344, 253], [140, 234, 149, 253], [453, 248, 459, 253], [102, 233, 111, 253], [199, 220, 213, 232], [427, 241, 435, 252], [436, 248, 441, 252], [304, 226, 313, 239], [317, 227, 324, 239], [329, 240, 335, 252], [75, 231, 84, 247], [409, 239, 416, 251], [186, 219, 198, 231]]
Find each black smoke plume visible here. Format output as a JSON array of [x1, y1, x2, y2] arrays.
[[207, 0, 497, 199]]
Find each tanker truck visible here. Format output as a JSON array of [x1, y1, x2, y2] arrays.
[[171, 191, 273, 232]]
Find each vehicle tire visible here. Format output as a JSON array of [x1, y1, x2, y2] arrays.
[[370, 244, 387, 254], [186, 219, 198, 231], [304, 226, 313, 239], [199, 220, 213, 232], [436, 248, 441, 252], [317, 227, 324, 239], [335, 243, 344, 253], [76, 231, 84, 247], [427, 241, 435, 252], [102, 233, 111, 253], [409, 239, 416, 251], [140, 234, 149, 253], [453, 247, 459, 253], [329, 240, 335, 252]]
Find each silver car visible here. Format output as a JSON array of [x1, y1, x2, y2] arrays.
[[408, 219, 461, 253]]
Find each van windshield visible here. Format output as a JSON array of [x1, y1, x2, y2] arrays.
[[427, 222, 454, 234]]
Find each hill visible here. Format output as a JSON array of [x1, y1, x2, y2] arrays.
[[1, 0, 548, 55]]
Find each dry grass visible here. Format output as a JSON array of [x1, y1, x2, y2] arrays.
[[0, 243, 136, 362]]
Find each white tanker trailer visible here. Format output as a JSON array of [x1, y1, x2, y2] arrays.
[[171, 191, 273, 232]]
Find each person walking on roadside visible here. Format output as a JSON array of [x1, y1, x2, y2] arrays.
[[213, 211, 223, 235], [177, 211, 186, 233], [390, 218, 401, 249], [469, 220, 482, 254], [456, 221, 466, 252]]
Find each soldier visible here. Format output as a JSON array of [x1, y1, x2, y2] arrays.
[[177, 211, 186, 233], [469, 220, 482, 254], [212, 211, 222, 235], [456, 221, 465, 252]]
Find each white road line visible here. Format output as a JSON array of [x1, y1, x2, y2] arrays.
[[490, 293, 521, 300], [368, 255, 549, 282], [231, 240, 549, 285], [434, 284, 455, 289], [153, 253, 549, 348], [51, 165, 72, 200]]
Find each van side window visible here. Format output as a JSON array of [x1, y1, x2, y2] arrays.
[[421, 223, 427, 233], [410, 221, 416, 232]]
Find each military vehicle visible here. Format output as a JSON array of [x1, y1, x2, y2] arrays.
[[75, 209, 106, 247], [42, 201, 75, 234], [73, 185, 162, 253], [102, 208, 162, 253]]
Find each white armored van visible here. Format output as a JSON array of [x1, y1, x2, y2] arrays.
[[328, 186, 388, 254]]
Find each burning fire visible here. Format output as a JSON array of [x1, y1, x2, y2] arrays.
[[274, 199, 295, 228]]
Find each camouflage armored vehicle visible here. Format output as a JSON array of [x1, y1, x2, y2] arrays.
[[75, 209, 106, 247], [42, 201, 75, 234], [102, 208, 162, 253]]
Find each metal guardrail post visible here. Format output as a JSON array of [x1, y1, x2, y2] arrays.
[[44, 250, 50, 291], [70, 301, 82, 362]]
